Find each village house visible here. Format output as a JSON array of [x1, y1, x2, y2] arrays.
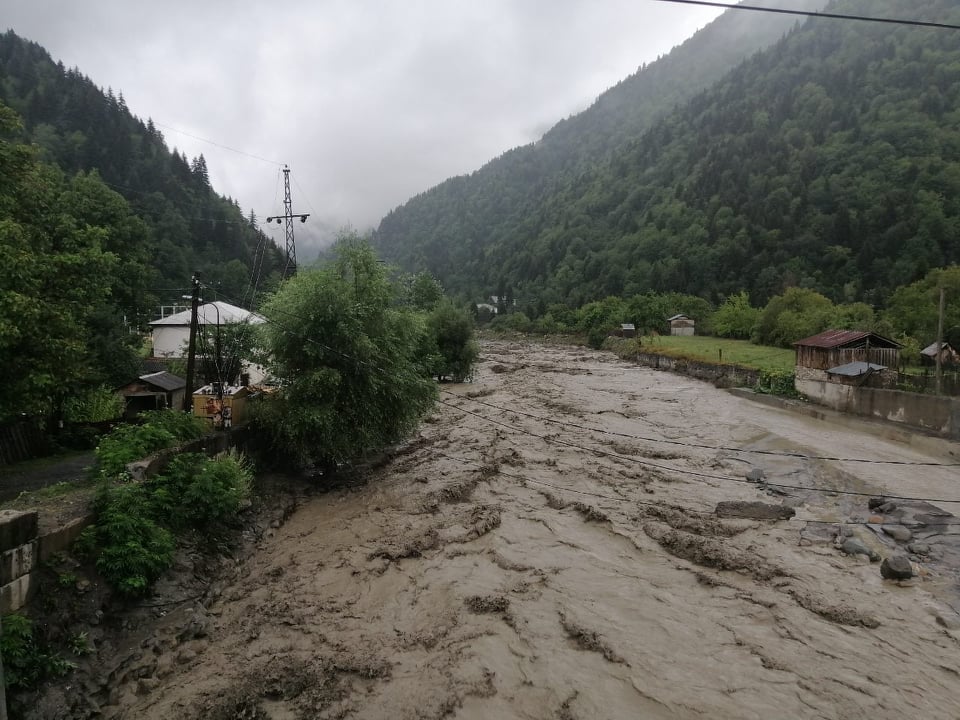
[[148, 301, 267, 384], [794, 329, 901, 395], [920, 341, 959, 368]]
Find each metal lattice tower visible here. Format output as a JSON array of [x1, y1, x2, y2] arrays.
[[266, 164, 309, 280]]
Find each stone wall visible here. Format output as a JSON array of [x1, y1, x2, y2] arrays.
[[633, 352, 761, 388]]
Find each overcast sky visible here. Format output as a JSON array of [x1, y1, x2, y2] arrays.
[[4, 1, 722, 255]]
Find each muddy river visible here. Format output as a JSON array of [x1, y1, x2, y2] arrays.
[[110, 339, 960, 719]]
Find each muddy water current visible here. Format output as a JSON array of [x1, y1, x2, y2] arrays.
[[113, 339, 960, 719]]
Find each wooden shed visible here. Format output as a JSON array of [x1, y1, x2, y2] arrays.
[[794, 330, 901, 372], [192, 384, 253, 428], [668, 314, 695, 336], [118, 372, 186, 420]]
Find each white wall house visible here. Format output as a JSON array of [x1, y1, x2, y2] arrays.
[[149, 301, 268, 384]]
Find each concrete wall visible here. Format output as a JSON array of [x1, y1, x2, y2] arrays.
[[796, 378, 960, 440]]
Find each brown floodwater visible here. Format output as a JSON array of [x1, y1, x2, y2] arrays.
[[112, 339, 960, 720]]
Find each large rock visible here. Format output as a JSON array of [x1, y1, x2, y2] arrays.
[[840, 538, 880, 562], [881, 525, 912, 543], [715, 501, 794, 520], [880, 554, 914, 580]]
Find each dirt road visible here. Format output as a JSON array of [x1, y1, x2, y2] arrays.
[[111, 339, 960, 719]]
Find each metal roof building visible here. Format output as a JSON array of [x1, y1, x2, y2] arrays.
[[794, 330, 900, 372]]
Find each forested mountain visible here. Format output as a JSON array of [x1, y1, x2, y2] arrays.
[[0, 31, 284, 423], [374, 0, 960, 312], [0, 30, 285, 312]]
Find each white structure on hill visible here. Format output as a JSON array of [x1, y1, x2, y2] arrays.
[[149, 301, 267, 383]]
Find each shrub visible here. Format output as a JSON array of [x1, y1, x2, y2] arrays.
[[92, 409, 207, 480], [426, 300, 480, 382], [755, 370, 799, 397], [150, 451, 252, 527], [0, 613, 74, 690], [93, 484, 176, 596]]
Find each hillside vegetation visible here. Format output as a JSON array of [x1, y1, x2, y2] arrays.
[[374, 0, 960, 313]]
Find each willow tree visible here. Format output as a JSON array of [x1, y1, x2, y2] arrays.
[[258, 235, 437, 466]]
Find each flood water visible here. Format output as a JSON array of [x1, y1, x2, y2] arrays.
[[115, 339, 960, 720]]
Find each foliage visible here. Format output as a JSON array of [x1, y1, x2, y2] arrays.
[[426, 300, 480, 381], [93, 424, 175, 481], [373, 0, 960, 326], [883, 265, 960, 346], [62, 386, 125, 423], [0, 613, 74, 690], [93, 483, 176, 596], [753, 288, 836, 348], [401, 271, 445, 311], [258, 235, 437, 466], [92, 409, 206, 480], [149, 450, 252, 528], [711, 292, 761, 339], [755, 370, 800, 398]]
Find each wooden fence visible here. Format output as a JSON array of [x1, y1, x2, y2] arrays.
[[0, 421, 48, 466]]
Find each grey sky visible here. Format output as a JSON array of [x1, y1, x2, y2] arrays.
[[4, 1, 721, 255]]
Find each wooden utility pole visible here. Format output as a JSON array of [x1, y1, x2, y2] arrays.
[[935, 286, 945, 395], [183, 273, 201, 411]]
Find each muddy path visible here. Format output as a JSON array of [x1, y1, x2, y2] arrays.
[[105, 339, 960, 719]]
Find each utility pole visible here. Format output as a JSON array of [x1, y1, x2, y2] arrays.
[[265, 165, 310, 280], [183, 273, 201, 411], [935, 286, 945, 395]]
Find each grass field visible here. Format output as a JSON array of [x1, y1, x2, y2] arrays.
[[612, 335, 796, 373]]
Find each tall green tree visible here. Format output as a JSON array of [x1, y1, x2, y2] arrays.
[[258, 235, 437, 466], [0, 104, 119, 421]]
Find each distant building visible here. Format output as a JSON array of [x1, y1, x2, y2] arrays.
[[148, 301, 267, 384], [668, 314, 695, 336], [614, 323, 636, 338], [920, 341, 959, 367], [794, 330, 900, 392], [117, 371, 186, 419]]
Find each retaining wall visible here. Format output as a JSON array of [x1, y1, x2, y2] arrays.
[[1, 425, 252, 614], [632, 351, 761, 388], [796, 378, 960, 440]]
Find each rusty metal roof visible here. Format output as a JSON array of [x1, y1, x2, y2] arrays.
[[793, 330, 900, 349], [139, 371, 186, 392]]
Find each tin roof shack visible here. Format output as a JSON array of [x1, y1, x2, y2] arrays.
[[920, 341, 960, 368], [192, 384, 252, 428], [611, 323, 636, 338], [794, 330, 900, 388], [668, 314, 695, 336], [118, 372, 186, 420]]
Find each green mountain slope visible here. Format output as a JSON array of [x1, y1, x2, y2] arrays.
[[374, 0, 960, 311], [0, 30, 285, 310]]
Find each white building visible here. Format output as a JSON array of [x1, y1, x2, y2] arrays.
[[149, 301, 267, 383]]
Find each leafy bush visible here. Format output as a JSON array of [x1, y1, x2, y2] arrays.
[[92, 409, 207, 480], [0, 613, 74, 690], [150, 451, 252, 527], [426, 300, 479, 382], [93, 483, 176, 596], [62, 386, 125, 423], [138, 409, 207, 441], [755, 370, 799, 397]]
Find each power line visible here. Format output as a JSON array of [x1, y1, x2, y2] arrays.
[[651, 0, 960, 31], [442, 388, 960, 467], [152, 120, 284, 166], [212, 287, 960, 505]]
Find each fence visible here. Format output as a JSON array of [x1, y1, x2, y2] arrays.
[[897, 371, 960, 397], [0, 422, 48, 466]]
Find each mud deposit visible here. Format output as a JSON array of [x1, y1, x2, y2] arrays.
[[105, 340, 960, 719]]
